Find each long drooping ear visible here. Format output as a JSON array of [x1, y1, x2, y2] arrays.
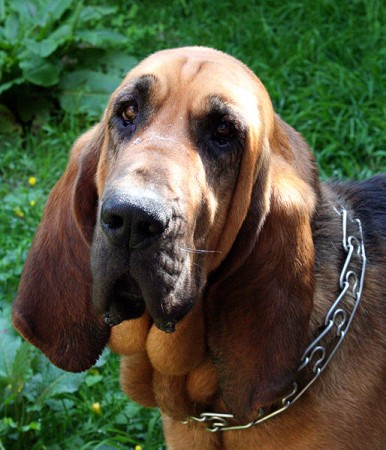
[[12, 125, 110, 372], [207, 115, 318, 421]]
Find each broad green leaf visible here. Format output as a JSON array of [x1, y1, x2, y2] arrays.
[[0, 50, 6, 77], [11, 341, 34, 390], [79, 6, 117, 24], [9, 0, 73, 28], [59, 69, 121, 115], [0, 0, 5, 21], [94, 348, 110, 367], [20, 421, 41, 432], [124, 401, 142, 418], [2, 416, 17, 429], [85, 374, 103, 387], [23, 24, 72, 58], [45, 398, 75, 412], [100, 51, 137, 77], [19, 56, 60, 86], [73, 49, 137, 77], [0, 313, 22, 380], [23, 357, 85, 406], [8, 0, 37, 19], [36, 0, 75, 25], [96, 445, 122, 450], [7, 1, 37, 29], [3, 13, 19, 41], [75, 29, 128, 47]]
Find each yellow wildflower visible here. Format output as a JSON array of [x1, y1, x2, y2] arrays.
[[14, 207, 24, 218], [30, 200, 36, 207], [135, 446, 142, 450], [91, 402, 102, 415], [28, 177, 37, 186]]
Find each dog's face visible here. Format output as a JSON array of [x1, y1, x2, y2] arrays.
[[91, 47, 274, 332], [13, 47, 317, 414]]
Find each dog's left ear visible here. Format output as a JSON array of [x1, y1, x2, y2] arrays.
[[208, 115, 318, 421], [12, 125, 110, 372]]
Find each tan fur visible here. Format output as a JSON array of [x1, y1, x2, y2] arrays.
[[186, 358, 218, 404], [146, 301, 206, 375], [120, 352, 156, 407], [108, 313, 151, 354]]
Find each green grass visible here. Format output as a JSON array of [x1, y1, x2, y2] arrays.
[[0, 0, 385, 448]]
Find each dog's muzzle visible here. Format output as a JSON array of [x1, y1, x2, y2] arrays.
[[91, 189, 196, 333]]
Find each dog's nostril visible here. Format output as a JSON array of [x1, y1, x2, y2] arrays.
[[100, 200, 130, 244], [130, 218, 166, 248], [137, 220, 163, 236], [103, 214, 124, 230]]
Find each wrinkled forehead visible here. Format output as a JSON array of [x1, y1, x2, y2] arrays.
[[132, 47, 254, 86], [114, 47, 273, 127]]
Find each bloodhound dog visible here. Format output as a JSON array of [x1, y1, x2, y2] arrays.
[[13, 47, 386, 449]]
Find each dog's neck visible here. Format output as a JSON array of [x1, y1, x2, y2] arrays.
[[185, 197, 366, 431]]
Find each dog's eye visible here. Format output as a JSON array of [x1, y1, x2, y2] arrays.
[[213, 119, 234, 144], [122, 101, 138, 125]]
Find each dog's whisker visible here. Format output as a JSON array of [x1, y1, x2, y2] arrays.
[[178, 245, 222, 254]]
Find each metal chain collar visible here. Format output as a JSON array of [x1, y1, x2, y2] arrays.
[[182, 208, 367, 432]]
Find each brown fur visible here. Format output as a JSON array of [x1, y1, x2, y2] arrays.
[[12, 47, 386, 449]]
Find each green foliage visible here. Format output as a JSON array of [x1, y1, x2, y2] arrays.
[[0, 0, 140, 128], [58, 51, 137, 116]]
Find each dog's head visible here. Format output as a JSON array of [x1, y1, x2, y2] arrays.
[[13, 48, 317, 418], [90, 47, 279, 332]]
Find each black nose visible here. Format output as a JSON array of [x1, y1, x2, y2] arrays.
[[100, 193, 170, 248]]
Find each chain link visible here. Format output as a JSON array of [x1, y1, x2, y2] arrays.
[[182, 207, 367, 432]]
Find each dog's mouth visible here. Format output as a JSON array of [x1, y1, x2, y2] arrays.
[[103, 273, 146, 327], [91, 200, 203, 334], [99, 273, 185, 333]]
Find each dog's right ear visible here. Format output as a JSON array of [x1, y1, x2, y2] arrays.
[[12, 125, 110, 372], [207, 115, 317, 421]]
